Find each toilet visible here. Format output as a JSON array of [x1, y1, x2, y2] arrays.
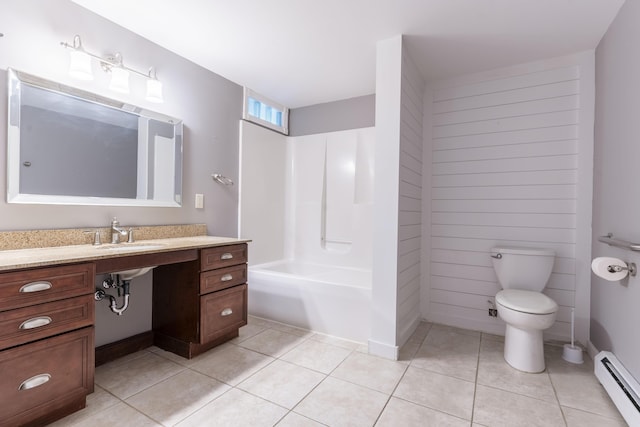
[[490, 246, 558, 373]]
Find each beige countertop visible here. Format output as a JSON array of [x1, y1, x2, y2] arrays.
[[0, 235, 250, 272]]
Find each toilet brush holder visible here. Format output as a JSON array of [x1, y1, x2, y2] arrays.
[[562, 343, 584, 364], [562, 307, 583, 364]]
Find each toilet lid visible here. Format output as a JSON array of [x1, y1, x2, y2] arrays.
[[496, 290, 558, 314]]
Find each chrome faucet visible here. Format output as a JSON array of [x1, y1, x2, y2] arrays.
[[110, 217, 128, 244]]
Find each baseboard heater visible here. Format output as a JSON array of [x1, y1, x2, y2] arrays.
[[594, 351, 640, 426]]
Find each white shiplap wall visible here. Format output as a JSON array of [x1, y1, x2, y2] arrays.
[[428, 62, 588, 340], [397, 47, 425, 344]]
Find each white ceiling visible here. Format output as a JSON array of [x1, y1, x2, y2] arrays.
[[72, 0, 624, 109]]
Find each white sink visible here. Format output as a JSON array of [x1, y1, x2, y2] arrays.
[[112, 266, 156, 280], [97, 243, 166, 252]]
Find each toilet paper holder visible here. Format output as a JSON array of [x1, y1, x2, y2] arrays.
[[607, 262, 636, 277]]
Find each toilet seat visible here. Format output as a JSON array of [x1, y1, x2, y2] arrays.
[[496, 289, 558, 315]]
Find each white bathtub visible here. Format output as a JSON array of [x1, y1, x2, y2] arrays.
[[248, 260, 371, 343]]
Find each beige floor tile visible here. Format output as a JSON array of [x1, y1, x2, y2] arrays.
[[356, 343, 369, 353], [473, 384, 565, 427], [147, 345, 197, 367], [481, 333, 504, 343], [126, 369, 231, 425], [310, 333, 362, 351], [176, 388, 287, 427], [48, 386, 120, 427], [95, 351, 185, 399], [238, 359, 325, 409], [545, 344, 592, 375], [281, 338, 351, 374], [376, 397, 470, 427], [398, 338, 422, 363], [64, 402, 160, 427], [232, 322, 268, 343], [294, 376, 389, 427], [549, 368, 623, 419], [562, 406, 628, 427], [393, 366, 475, 420], [331, 352, 407, 394], [477, 339, 557, 402], [238, 328, 307, 357], [411, 326, 480, 382], [267, 322, 314, 338], [190, 344, 274, 385], [431, 323, 481, 337], [545, 346, 621, 419], [408, 321, 433, 343], [276, 411, 325, 426]]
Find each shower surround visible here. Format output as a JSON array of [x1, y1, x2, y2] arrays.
[[239, 122, 374, 342]]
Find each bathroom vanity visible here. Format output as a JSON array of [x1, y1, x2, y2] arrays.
[[0, 234, 248, 426]]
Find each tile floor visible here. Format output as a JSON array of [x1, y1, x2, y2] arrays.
[[50, 317, 627, 426]]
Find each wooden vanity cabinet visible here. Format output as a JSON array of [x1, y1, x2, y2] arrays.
[[0, 263, 95, 427], [153, 243, 248, 358]]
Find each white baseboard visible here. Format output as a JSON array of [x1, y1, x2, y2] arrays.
[[368, 339, 399, 360], [587, 340, 599, 360], [427, 312, 505, 336]]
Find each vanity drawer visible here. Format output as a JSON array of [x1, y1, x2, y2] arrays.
[[201, 244, 247, 271], [0, 294, 94, 351], [0, 327, 93, 427], [0, 263, 94, 311], [200, 284, 247, 344], [200, 264, 247, 294]]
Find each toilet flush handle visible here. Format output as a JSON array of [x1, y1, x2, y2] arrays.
[[491, 253, 502, 259]]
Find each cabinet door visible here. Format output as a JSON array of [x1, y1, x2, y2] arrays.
[[0, 327, 94, 426], [200, 285, 247, 343]]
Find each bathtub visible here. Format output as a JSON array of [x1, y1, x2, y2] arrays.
[[248, 260, 371, 343]]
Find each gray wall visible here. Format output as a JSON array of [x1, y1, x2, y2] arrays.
[[0, 0, 243, 346], [593, 0, 640, 380], [289, 94, 375, 136], [0, 0, 242, 235]]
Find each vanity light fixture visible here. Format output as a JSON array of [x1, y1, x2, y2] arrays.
[[66, 35, 93, 80], [61, 34, 164, 103], [146, 67, 164, 104]]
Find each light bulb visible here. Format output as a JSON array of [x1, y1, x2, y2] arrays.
[[109, 67, 130, 93], [68, 50, 93, 80], [146, 78, 163, 103]]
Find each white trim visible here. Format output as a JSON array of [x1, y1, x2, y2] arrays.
[[368, 339, 399, 360], [242, 87, 289, 135], [587, 340, 599, 360]]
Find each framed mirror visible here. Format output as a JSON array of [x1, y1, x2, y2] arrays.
[[7, 69, 183, 207]]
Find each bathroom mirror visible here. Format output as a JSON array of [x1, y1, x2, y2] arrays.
[[6, 68, 183, 207]]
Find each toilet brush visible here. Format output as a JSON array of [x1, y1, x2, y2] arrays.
[[562, 307, 584, 364]]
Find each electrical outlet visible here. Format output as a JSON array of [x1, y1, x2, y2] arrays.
[[489, 308, 498, 317]]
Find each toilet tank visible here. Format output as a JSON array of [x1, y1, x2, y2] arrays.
[[490, 246, 555, 291]]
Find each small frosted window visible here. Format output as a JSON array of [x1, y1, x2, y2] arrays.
[[243, 89, 288, 135]]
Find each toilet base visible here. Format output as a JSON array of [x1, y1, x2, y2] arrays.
[[504, 324, 545, 373]]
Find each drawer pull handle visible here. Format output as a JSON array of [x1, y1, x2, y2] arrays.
[[18, 373, 51, 391], [221, 308, 233, 316], [19, 281, 52, 293], [19, 316, 52, 330], [221, 274, 233, 282], [221, 253, 233, 260]]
